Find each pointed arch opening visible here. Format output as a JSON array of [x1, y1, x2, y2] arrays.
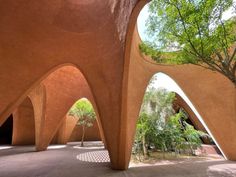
[[63, 97, 110, 163], [12, 96, 35, 146], [131, 72, 225, 165], [151, 72, 225, 158], [124, 0, 236, 169], [68, 98, 103, 144], [52, 97, 104, 147], [31, 64, 106, 152], [0, 96, 35, 153], [0, 64, 106, 154]]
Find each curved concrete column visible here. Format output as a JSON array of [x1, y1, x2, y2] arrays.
[[28, 84, 47, 151], [51, 116, 67, 144], [12, 97, 35, 145], [64, 116, 78, 143]]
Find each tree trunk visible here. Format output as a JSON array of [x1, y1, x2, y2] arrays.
[[162, 143, 166, 159], [142, 136, 148, 158], [81, 125, 85, 147]]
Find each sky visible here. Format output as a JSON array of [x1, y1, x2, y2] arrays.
[[137, 1, 236, 41], [136, 3, 236, 158]]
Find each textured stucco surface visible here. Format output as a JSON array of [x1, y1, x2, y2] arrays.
[[122, 23, 236, 166], [52, 115, 101, 144], [0, 0, 235, 170], [69, 119, 101, 142], [12, 97, 35, 145]]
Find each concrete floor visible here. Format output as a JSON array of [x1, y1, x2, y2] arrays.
[[0, 142, 236, 177]]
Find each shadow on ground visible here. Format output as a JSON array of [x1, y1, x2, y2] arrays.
[[0, 142, 235, 177]]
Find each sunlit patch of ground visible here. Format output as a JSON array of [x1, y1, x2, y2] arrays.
[[130, 151, 224, 167], [0, 142, 235, 177]]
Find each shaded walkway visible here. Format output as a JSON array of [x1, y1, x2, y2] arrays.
[[0, 142, 235, 177]]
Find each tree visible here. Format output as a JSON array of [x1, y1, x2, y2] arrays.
[[134, 112, 152, 159], [133, 86, 209, 160], [134, 87, 176, 159], [144, 0, 236, 85], [166, 111, 209, 155], [68, 98, 96, 147], [139, 41, 161, 61]]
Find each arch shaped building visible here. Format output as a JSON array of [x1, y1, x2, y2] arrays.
[[0, 0, 235, 170]]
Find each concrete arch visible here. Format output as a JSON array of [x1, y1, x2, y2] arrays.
[[12, 96, 35, 145], [121, 1, 236, 170], [33, 65, 106, 151], [0, 0, 141, 170], [173, 93, 212, 145], [0, 63, 106, 151], [173, 93, 208, 136], [0, 63, 76, 126], [0, 0, 234, 171], [52, 97, 105, 146], [143, 71, 223, 150]]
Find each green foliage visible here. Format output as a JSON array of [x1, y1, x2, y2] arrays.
[[68, 98, 96, 146], [141, 87, 175, 118], [139, 41, 161, 61], [183, 121, 208, 153], [143, 0, 236, 85], [133, 88, 176, 158], [133, 87, 209, 159], [159, 51, 186, 64], [139, 42, 186, 64], [69, 98, 96, 128]]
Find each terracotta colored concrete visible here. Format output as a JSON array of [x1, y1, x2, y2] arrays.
[[51, 117, 67, 144], [51, 116, 76, 144], [28, 66, 105, 152], [0, 0, 139, 170], [173, 94, 208, 134], [28, 84, 47, 151], [69, 119, 101, 142], [37, 66, 92, 150], [53, 115, 102, 144], [122, 4, 236, 169], [64, 116, 79, 143], [0, 0, 134, 168], [173, 94, 212, 144], [12, 97, 35, 145], [0, 0, 235, 170]]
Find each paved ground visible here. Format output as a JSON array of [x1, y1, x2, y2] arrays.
[[0, 142, 236, 177]]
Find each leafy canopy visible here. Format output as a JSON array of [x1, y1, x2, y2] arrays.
[[68, 98, 96, 128], [143, 0, 236, 85], [134, 86, 209, 157]]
